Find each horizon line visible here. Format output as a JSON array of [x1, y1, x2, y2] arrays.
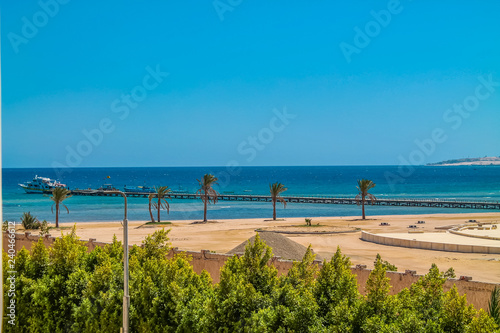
[[1, 164, 473, 169]]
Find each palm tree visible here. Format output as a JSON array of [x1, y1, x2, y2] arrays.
[[196, 174, 219, 222], [148, 193, 156, 223], [152, 186, 171, 223], [269, 182, 287, 221], [355, 179, 376, 220], [21, 212, 40, 230], [489, 286, 500, 325], [51, 187, 72, 228]]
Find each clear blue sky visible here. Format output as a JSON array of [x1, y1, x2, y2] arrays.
[[2, 1, 499, 168]]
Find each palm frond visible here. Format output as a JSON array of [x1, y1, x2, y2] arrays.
[[154, 186, 171, 198], [159, 199, 170, 212], [21, 212, 40, 229], [51, 187, 72, 203], [356, 179, 377, 198], [198, 174, 219, 204], [367, 193, 377, 204], [270, 182, 288, 207], [489, 286, 500, 324]]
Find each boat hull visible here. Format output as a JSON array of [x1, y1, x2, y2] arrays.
[[18, 175, 68, 194]]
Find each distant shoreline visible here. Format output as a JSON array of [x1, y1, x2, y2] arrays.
[[427, 157, 500, 166], [428, 162, 500, 166]]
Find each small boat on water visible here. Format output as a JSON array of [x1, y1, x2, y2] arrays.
[[98, 184, 119, 191], [124, 185, 155, 193], [19, 175, 68, 194], [171, 189, 189, 194], [170, 184, 189, 194]]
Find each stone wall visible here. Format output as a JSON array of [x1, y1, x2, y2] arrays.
[[3, 232, 498, 311]]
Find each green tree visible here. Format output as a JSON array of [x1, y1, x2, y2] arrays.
[[29, 238, 50, 279], [39, 220, 50, 236], [315, 246, 361, 331], [50, 187, 72, 228], [440, 284, 476, 332], [374, 253, 397, 272], [5, 226, 497, 332], [468, 309, 499, 332], [49, 225, 88, 277], [443, 267, 456, 279], [213, 233, 278, 330], [355, 179, 376, 220], [409, 263, 447, 323], [196, 174, 219, 222], [4, 225, 89, 332], [366, 255, 391, 316], [285, 245, 318, 289], [269, 182, 287, 221], [152, 186, 171, 223]]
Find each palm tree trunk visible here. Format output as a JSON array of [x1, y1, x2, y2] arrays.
[[203, 195, 208, 222], [361, 195, 366, 220], [158, 198, 161, 223], [149, 200, 155, 222], [56, 202, 59, 228], [273, 199, 276, 220]]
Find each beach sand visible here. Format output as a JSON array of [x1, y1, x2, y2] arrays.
[[47, 212, 500, 283]]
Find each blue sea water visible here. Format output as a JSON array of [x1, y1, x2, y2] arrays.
[[2, 166, 500, 223]]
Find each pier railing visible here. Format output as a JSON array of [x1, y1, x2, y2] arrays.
[[69, 190, 500, 210]]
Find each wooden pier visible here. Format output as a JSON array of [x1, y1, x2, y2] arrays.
[[70, 190, 500, 210]]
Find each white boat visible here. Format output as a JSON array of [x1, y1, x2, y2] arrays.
[[18, 175, 69, 194]]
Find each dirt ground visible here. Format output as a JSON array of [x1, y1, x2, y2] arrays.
[[40, 212, 500, 283]]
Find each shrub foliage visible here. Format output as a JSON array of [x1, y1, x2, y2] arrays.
[[3, 229, 498, 332]]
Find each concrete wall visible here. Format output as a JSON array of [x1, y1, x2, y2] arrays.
[[4, 232, 498, 311], [361, 231, 500, 254], [449, 224, 500, 241]]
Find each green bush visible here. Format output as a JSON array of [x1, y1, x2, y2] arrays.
[[39, 220, 50, 236], [3, 229, 499, 332], [20, 212, 41, 230]]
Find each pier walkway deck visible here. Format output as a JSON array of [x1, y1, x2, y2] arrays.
[[70, 190, 500, 210]]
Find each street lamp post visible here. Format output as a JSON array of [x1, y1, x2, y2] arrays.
[[106, 191, 129, 333]]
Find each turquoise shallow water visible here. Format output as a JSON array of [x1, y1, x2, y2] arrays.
[[2, 166, 500, 222]]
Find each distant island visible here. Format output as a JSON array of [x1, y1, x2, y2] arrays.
[[427, 156, 500, 166]]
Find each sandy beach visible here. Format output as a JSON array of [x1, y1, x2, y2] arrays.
[[40, 212, 500, 284]]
